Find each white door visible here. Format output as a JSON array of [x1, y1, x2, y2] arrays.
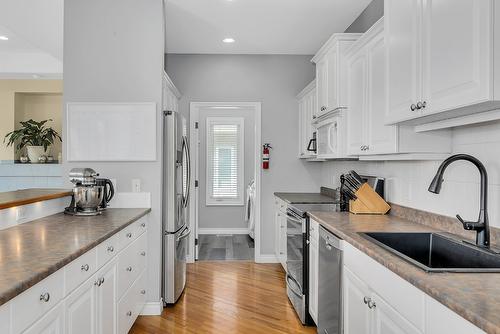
[[326, 47, 339, 110], [422, 0, 492, 116], [385, 0, 422, 124], [65, 276, 97, 334], [308, 227, 319, 324], [373, 293, 422, 334], [96, 261, 117, 334], [347, 51, 367, 156], [316, 57, 329, 115], [343, 268, 372, 334], [367, 32, 397, 154], [23, 303, 65, 334]]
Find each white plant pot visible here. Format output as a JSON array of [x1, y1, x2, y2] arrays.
[[27, 146, 50, 163]]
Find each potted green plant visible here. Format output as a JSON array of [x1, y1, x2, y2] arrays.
[[4, 119, 62, 163]]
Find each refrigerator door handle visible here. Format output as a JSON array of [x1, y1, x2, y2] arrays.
[[182, 135, 191, 208]]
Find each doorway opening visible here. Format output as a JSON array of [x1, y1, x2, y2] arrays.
[[189, 102, 261, 262]]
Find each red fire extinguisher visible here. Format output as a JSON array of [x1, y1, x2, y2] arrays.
[[263, 144, 272, 169]]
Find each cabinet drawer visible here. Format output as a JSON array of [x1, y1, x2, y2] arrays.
[[117, 232, 147, 299], [117, 270, 146, 334], [118, 217, 147, 250], [97, 232, 120, 268], [12, 269, 64, 334], [64, 247, 98, 295], [343, 242, 425, 332]]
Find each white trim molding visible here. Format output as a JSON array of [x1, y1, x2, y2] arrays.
[[140, 301, 163, 316], [198, 228, 250, 235], [255, 254, 279, 263]]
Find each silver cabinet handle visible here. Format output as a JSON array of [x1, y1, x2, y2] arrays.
[[417, 101, 427, 109], [81, 264, 90, 271], [141, 222, 146, 227], [363, 296, 370, 305], [368, 300, 377, 309], [100, 277, 105, 285], [126, 266, 133, 272], [410, 104, 417, 111], [107, 246, 114, 253], [365, 145, 370, 151], [39, 292, 50, 302], [126, 232, 132, 238], [126, 311, 132, 316], [140, 290, 146, 295], [94, 279, 101, 286], [140, 251, 146, 256]]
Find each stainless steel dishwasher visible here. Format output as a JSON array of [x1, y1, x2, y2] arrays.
[[318, 226, 343, 334]]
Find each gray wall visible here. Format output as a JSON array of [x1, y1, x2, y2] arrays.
[[198, 107, 255, 230], [63, 0, 164, 304], [165, 54, 324, 255], [344, 0, 384, 33]]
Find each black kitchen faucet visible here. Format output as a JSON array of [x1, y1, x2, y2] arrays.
[[428, 154, 490, 248]]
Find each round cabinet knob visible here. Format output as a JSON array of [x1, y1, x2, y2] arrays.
[[417, 101, 427, 109], [365, 145, 370, 151], [368, 300, 377, 309], [39, 292, 50, 302], [81, 264, 90, 271], [126, 311, 132, 317], [140, 251, 146, 256], [126, 266, 133, 272], [140, 290, 146, 295], [100, 277, 105, 285], [141, 223, 146, 228], [107, 246, 114, 253], [126, 232, 132, 238], [363, 296, 370, 305], [326, 244, 332, 251], [94, 280, 101, 286], [410, 104, 417, 111]]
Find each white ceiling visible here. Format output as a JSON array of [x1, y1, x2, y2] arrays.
[[0, 0, 63, 77], [165, 0, 372, 55]]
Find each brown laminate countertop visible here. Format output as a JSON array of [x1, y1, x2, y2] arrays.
[[274, 192, 336, 204], [309, 211, 500, 333], [0, 208, 150, 306], [0, 188, 72, 210]]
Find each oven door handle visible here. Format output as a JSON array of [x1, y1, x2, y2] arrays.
[[286, 274, 303, 297]]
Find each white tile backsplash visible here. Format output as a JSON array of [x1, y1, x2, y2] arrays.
[[321, 119, 500, 228]]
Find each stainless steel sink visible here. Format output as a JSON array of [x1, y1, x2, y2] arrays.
[[360, 232, 500, 273]]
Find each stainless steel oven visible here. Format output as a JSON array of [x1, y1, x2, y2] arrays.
[[285, 203, 340, 325]]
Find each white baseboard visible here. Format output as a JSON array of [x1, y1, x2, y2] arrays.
[[140, 301, 163, 316], [255, 254, 279, 263], [198, 228, 250, 235]]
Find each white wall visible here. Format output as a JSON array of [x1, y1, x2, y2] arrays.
[[321, 120, 500, 229], [63, 0, 164, 306], [165, 54, 324, 254], [198, 107, 255, 230]]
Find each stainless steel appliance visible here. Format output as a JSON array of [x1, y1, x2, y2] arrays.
[[162, 110, 191, 305], [286, 202, 339, 325], [65, 168, 106, 216], [95, 178, 114, 209], [318, 226, 343, 334]]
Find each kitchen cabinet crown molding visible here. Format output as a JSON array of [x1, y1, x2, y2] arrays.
[[163, 71, 181, 99], [296, 79, 316, 99], [311, 33, 363, 64], [345, 18, 384, 59]]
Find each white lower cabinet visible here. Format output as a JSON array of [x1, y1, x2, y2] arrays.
[[274, 197, 287, 270], [96, 261, 117, 334], [343, 241, 485, 334], [308, 220, 319, 324], [65, 275, 97, 334], [23, 303, 65, 334]]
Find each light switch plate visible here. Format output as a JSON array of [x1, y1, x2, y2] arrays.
[[132, 179, 141, 193]]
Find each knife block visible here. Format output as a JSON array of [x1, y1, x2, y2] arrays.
[[349, 183, 391, 215]]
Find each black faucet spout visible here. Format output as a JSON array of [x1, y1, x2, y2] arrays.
[[428, 154, 490, 248]]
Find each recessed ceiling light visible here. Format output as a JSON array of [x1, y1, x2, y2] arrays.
[[0, 36, 8, 41], [222, 38, 235, 43]]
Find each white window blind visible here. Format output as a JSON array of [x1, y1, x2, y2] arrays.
[[206, 117, 244, 206]]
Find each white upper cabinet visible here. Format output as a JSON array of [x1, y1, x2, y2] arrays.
[[296, 81, 317, 159], [312, 34, 362, 116], [385, 0, 500, 127], [346, 18, 451, 157]]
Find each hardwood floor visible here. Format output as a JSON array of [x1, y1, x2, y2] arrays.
[[130, 262, 317, 334]]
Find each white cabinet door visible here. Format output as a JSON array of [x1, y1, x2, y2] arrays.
[[372, 293, 422, 334], [96, 261, 117, 334], [298, 98, 306, 158], [366, 31, 397, 154], [23, 303, 65, 334], [343, 268, 372, 334], [385, 0, 422, 123], [316, 57, 329, 115], [65, 276, 97, 334], [278, 214, 287, 270], [346, 51, 367, 156], [326, 48, 339, 111], [422, 0, 492, 115], [308, 224, 319, 324]]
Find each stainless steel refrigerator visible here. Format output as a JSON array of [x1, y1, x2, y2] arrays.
[[162, 110, 191, 305]]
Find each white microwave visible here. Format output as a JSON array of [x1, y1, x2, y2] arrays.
[[315, 111, 344, 159]]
